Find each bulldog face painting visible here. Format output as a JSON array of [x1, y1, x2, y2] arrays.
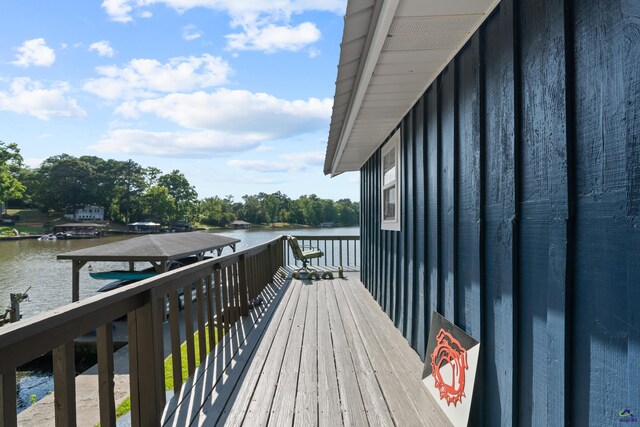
[[422, 312, 480, 427]]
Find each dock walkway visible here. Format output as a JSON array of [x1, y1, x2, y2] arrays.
[[162, 272, 449, 426]]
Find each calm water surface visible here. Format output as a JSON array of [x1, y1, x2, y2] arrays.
[[0, 227, 358, 319]]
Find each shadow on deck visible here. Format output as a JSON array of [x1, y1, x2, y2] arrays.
[[162, 267, 449, 426]]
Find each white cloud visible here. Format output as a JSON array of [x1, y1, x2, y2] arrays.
[[228, 151, 324, 173], [182, 24, 203, 41], [84, 54, 231, 100], [99, 91, 330, 158], [89, 40, 116, 57], [307, 47, 320, 58], [102, 0, 344, 23], [101, 0, 344, 53], [101, 0, 133, 23], [12, 38, 56, 67], [117, 89, 332, 138], [92, 129, 262, 157], [0, 78, 86, 120], [226, 22, 320, 53]]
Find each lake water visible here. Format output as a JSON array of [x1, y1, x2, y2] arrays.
[[0, 226, 359, 319]]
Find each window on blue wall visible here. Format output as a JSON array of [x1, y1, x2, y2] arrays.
[[381, 129, 401, 231]]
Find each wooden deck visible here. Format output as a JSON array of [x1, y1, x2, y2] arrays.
[[162, 271, 449, 426]]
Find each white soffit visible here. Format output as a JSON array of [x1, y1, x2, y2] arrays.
[[325, 0, 501, 176]]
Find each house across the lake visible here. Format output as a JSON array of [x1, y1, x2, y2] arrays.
[[64, 206, 105, 221]]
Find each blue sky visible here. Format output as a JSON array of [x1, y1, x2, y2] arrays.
[[0, 0, 359, 201]]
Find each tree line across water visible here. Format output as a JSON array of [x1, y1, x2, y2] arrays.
[[0, 142, 359, 227]]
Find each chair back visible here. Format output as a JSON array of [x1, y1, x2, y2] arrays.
[[287, 236, 304, 260]]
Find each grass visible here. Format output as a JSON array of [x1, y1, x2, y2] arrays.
[[164, 327, 219, 390], [1, 209, 69, 235], [98, 325, 220, 426], [0, 225, 44, 235]]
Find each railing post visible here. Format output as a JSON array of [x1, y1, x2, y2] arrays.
[[97, 322, 116, 427], [238, 255, 249, 316], [0, 370, 17, 427], [128, 295, 165, 427], [53, 341, 76, 426]]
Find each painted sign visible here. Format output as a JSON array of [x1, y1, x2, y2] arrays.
[[422, 312, 480, 427]]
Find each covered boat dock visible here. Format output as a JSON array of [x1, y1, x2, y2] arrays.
[[58, 232, 240, 302]]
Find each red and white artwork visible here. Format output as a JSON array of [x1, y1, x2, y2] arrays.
[[423, 312, 480, 427]]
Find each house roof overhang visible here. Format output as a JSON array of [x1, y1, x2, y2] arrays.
[[324, 0, 500, 176]]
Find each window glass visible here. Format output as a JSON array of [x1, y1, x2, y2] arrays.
[[383, 148, 396, 185], [380, 129, 400, 231], [383, 186, 396, 220]]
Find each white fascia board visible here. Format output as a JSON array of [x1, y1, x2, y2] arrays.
[[331, 0, 400, 177]]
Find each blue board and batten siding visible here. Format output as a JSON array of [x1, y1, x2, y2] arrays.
[[358, 0, 640, 425]]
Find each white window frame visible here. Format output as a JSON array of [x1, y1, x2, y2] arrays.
[[381, 130, 401, 231]]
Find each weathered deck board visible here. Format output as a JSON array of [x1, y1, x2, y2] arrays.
[[162, 281, 284, 425], [324, 279, 368, 426], [316, 277, 343, 427], [268, 283, 309, 425], [294, 281, 318, 426], [164, 271, 449, 426], [340, 276, 451, 426], [193, 280, 297, 426], [330, 279, 393, 426]]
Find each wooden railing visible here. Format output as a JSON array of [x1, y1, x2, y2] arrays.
[[284, 234, 360, 268], [0, 236, 283, 427], [0, 234, 359, 426]]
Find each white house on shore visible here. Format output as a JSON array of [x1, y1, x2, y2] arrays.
[[64, 206, 105, 221]]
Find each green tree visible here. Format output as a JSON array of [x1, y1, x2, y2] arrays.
[[158, 170, 198, 222], [336, 198, 359, 225], [199, 196, 236, 226], [141, 186, 175, 224], [238, 194, 267, 224], [0, 142, 25, 208], [111, 159, 147, 223], [34, 154, 96, 213]]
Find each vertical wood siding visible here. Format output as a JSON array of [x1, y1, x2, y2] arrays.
[[358, 0, 640, 425]]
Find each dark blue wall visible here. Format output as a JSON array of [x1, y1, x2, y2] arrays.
[[359, 0, 640, 425]]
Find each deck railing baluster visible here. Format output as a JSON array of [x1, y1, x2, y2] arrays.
[[205, 272, 216, 351], [97, 322, 116, 427], [214, 268, 224, 342], [182, 283, 196, 375], [196, 276, 207, 362], [168, 289, 182, 393]]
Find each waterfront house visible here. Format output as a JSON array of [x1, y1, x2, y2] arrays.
[[64, 206, 105, 221], [324, 0, 639, 425]]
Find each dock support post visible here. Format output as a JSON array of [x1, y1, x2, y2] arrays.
[[72, 260, 87, 302]]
